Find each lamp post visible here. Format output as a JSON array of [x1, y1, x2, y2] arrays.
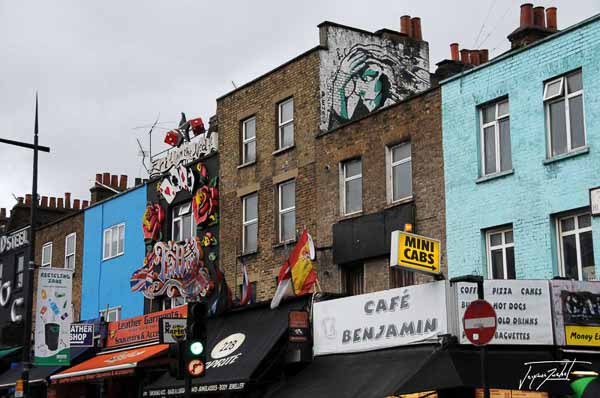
[[0, 94, 50, 398]]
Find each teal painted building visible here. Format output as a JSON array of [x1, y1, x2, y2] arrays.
[[442, 15, 600, 280]]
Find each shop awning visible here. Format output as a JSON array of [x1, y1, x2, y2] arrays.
[[51, 343, 169, 384], [0, 347, 20, 359], [0, 347, 90, 389], [144, 298, 308, 396]]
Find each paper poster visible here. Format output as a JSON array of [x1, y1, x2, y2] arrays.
[[34, 268, 73, 365]]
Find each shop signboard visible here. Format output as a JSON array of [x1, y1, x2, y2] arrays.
[[70, 323, 94, 347], [313, 281, 448, 356], [159, 318, 187, 344], [550, 280, 600, 347], [149, 132, 218, 177], [390, 231, 440, 276], [107, 305, 187, 348], [455, 280, 553, 345], [34, 268, 73, 365]]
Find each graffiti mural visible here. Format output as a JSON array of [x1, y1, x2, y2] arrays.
[[159, 163, 195, 203], [142, 203, 165, 242], [319, 27, 430, 131]]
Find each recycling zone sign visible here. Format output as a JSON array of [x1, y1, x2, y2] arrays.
[[390, 231, 440, 276]]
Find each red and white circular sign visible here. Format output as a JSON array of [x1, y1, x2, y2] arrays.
[[463, 299, 497, 346], [187, 359, 205, 376]]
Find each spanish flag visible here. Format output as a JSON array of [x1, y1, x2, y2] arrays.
[[270, 230, 318, 309]]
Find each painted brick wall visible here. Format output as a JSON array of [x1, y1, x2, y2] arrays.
[[442, 17, 600, 279]]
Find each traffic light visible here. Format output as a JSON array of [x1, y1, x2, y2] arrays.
[[168, 340, 184, 380], [186, 302, 208, 378]]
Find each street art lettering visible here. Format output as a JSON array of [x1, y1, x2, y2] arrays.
[[142, 203, 165, 242], [319, 29, 430, 131], [159, 164, 195, 203]]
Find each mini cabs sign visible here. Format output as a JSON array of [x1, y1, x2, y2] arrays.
[[390, 231, 440, 276]]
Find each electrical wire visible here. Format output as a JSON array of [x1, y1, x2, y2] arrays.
[[473, 0, 498, 48]]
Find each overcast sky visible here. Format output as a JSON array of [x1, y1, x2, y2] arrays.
[[1, 0, 598, 212]]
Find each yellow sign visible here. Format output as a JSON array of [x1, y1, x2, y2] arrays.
[[390, 231, 440, 275], [565, 325, 600, 346]]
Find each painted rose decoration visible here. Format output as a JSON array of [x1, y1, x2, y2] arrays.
[[142, 203, 165, 242], [192, 185, 219, 228]]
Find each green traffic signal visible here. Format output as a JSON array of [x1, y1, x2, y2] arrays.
[[189, 341, 204, 356]]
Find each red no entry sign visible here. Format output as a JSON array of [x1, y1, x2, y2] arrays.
[[463, 299, 497, 346]]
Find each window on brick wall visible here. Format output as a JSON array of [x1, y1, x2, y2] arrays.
[[558, 212, 595, 281], [241, 116, 256, 164], [65, 233, 76, 271], [278, 98, 294, 149], [480, 99, 511, 176], [242, 193, 258, 254], [545, 70, 585, 157], [342, 263, 364, 296], [41, 242, 52, 268], [390, 267, 415, 288], [341, 158, 362, 215], [387, 142, 412, 202], [486, 227, 515, 279], [278, 180, 296, 243]]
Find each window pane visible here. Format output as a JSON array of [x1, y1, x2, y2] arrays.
[[569, 95, 585, 150], [244, 223, 258, 253], [484, 126, 497, 175], [505, 231, 513, 244], [183, 214, 194, 241], [244, 140, 256, 163], [281, 211, 295, 242], [118, 225, 125, 253], [280, 123, 294, 148], [42, 245, 51, 265], [567, 72, 582, 93], [545, 79, 563, 99], [549, 100, 567, 156], [393, 161, 412, 201], [497, 101, 509, 117], [490, 233, 502, 247], [506, 247, 516, 279], [111, 228, 118, 257], [499, 119, 512, 171], [104, 230, 111, 258], [280, 182, 295, 210], [244, 118, 256, 139], [491, 249, 504, 279], [562, 235, 578, 279], [178, 203, 191, 216], [392, 143, 411, 163], [345, 178, 362, 214], [17, 256, 24, 272], [66, 235, 75, 254], [344, 159, 361, 178], [482, 105, 495, 124], [66, 255, 74, 270], [580, 231, 595, 281], [561, 217, 575, 232], [578, 214, 591, 229], [280, 99, 293, 123], [173, 219, 181, 242], [244, 194, 258, 222]]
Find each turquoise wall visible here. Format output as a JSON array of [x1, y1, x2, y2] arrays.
[[442, 16, 600, 278], [81, 185, 147, 320]]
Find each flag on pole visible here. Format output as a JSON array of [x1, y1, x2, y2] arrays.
[[240, 259, 253, 305], [271, 230, 317, 309]]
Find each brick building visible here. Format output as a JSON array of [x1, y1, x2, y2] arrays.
[[218, 18, 434, 300]]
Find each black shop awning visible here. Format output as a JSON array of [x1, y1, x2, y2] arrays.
[[143, 298, 309, 397]]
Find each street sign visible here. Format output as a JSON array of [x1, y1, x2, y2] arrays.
[[390, 231, 441, 275], [159, 318, 187, 344], [187, 359, 205, 376], [464, 299, 497, 346]]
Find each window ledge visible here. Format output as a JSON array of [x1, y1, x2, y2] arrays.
[[273, 240, 297, 249], [339, 211, 363, 221], [475, 169, 514, 184], [272, 145, 295, 156], [543, 146, 589, 165], [238, 250, 259, 258], [385, 196, 414, 209], [237, 161, 256, 170]]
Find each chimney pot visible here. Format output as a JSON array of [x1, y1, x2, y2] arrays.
[[82, 200, 89, 209], [49, 197, 56, 208], [110, 175, 118, 189], [400, 15, 412, 37], [102, 172, 111, 185], [479, 49, 489, 63], [460, 49, 470, 64], [95, 173, 102, 183], [520, 3, 534, 27], [533, 6, 546, 28], [0, 208, 5, 218], [57, 198, 64, 209], [65, 192, 71, 208], [41, 196, 48, 207], [135, 177, 142, 186], [25, 194, 32, 205], [119, 175, 128, 190], [450, 43, 459, 61], [410, 17, 422, 41], [546, 7, 557, 31], [73, 199, 81, 210], [470, 50, 481, 66]]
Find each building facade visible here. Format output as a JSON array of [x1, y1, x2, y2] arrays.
[[218, 18, 432, 301], [442, 11, 600, 280]]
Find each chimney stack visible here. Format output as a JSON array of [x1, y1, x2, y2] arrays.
[[41, 196, 48, 207], [410, 17, 422, 41], [49, 197, 56, 208], [95, 173, 102, 184], [57, 198, 64, 209], [110, 175, 118, 189], [460, 49, 469, 63], [119, 175, 128, 191], [65, 192, 71, 208], [546, 7, 557, 31], [533, 6, 546, 28], [73, 199, 81, 210], [479, 49, 489, 63], [82, 200, 89, 209], [470, 50, 481, 66], [520, 3, 534, 27], [102, 172, 110, 186], [450, 43, 459, 61], [509, 4, 556, 49]]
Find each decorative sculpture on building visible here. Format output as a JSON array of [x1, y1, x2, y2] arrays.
[[142, 203, 165, 242]]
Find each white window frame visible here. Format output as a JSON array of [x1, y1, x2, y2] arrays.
[[480, 99, 510, 176], [172, 202, 195, 242], [242, 193, 258, 254], [278, 98, 294, 150], [99, 306, 121, 322], [486, 227, 514, 279], [65, 233, 76, 271], [278, 180, 296, 243], [41, 242, 53, 268], [557, 212, 593, 281], [544, 70, 586, 157], [15, 255, 24, 289], [0, 263, 3, 281], [103, 223, 125, 260], [387, 142, 413, 203], [242, 116, 256, 165], [341, 158, 362, 216]]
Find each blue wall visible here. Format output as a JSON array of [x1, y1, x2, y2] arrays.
[[81, 185, 147, 320], [442, 16, 600, 279]]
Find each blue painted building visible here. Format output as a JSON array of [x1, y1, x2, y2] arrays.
[[442, 15, 600, 280], [81, 183, 147, 321]]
